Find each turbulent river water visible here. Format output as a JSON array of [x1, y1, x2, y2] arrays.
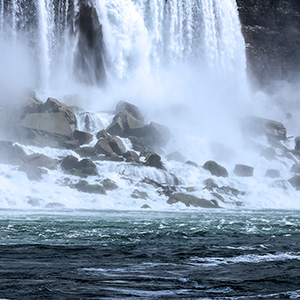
[[0, 209, 299, 299]]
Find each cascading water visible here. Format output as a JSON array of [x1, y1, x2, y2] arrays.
[[0, 0, 247, 93]]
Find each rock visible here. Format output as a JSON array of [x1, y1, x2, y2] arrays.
[[19, 164, 46, 181], [131, 189, 148, 200], [145, 153, 165, 170], [265, 169, 280, 178], [61, 156, 97, 177], [288, 175, 300, 190], [62, 139, 80, 150], [166, 151, 186, 162], [260, 147, 276, 161], [244, 116, 287, 141], [203, 178, 219, 191], [25, 153, 58, 170], [107, 136, 126, 156], [26, 197, 44, 207], [0, 141, 28, 165], [73, 130, 93, 145], [141, 178, 176, 197], [77, 146, 98, 157], [234, 164, 254, 177], [74, 180, 106, 194], [123, 151, 140, 163], [45, 202, 66, 209], [295, 137, 300, 151], [96, 129, 110, 140], [185, 161, 199, 168], [141, 204, 151, 209], [106, 113, 126, 136], [61, 155, 79, 171], [128, 136, 148, 152], [76, 159, 98, 177], [102, 178, 118, 191], [167, 193, 220, 208], [203, 160, 228, 177], [142, 122, 171, 148], [115, 100, 144, 121], [291, 164, 300, 174], [94, 138, 117, 157]]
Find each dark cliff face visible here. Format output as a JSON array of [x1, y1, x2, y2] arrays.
[[236, 0, 300, 85]]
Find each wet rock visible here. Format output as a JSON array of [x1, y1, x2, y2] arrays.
[[107, 136, 126, 156], [61, 156, 98, 177], [25, 153, 58, 170], [143, 122, 171, 148], [62, 139, 80, 150], [94, 138, 117, 157], [26, 197, 44, 207], [144, 153, 165, 170], [290, 164, 300, 174], [106, 113, 126, 136], [77, 146, 98, 157], [102, 178, 118, 191], [73, 130, 93, 145], [76, 159, 98, 177], [45, 202, 66, 209], [123, 151, 140, 163], [115, 100, 144, 121], [0, 141, 28, 165], [203, 160, 228, 178], [141, 178, 176, 197], [185, 161, 199, 168], [96, 129, 110, 140], [243, 116, 287, 141], [128, 136, 148, 152], [167, 193, 220, 208], [295, 137, 300, 151], [260, 147, 276, 161], [203, 178, 219, 191], [19, 164, 46, 181], [141, 204, 151, 209], [288, 175, 300, 190], [74, 180, 106, 194], [131, 189, 148, 200], [265, 169, 280, 178], [21, 97, 76, 137], [166, 151, 186, 162], [234, 164, 254, 177], [61, 155, 79, 171]]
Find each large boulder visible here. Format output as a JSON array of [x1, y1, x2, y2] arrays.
[[115, 100, 144, 121], [234, 164, 254, 177], [290, 164, 300, 174], [94, 138, 118, 157], [107, 136, 127, 156], [289, 175, 300, 190], [25, 153, 58, 170], [167, 193, 220, 208], [166, 151, 186, 162], [144, 153, 165, 170], [243, 116, 287, 141], [265, 169, 280, 178], [295, 137, 300, 151], [61, 155, 98, 177], [203, 160, 228, 177], [0, 141, 28, 165], [73, 130, 93, 145], [74, 180, 106, 194], [20, 98, 76, 146]]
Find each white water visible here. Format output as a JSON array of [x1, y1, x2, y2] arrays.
[[0, 0, 300, 210]]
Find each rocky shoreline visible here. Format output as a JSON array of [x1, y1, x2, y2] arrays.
[[1, 90, 300, 210]]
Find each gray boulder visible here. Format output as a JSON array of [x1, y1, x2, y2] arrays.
[[123, 151, 140, 163], [167, 193, 220, 208], [295, 137, 300, 151], [243, 116, 287, 141], [74, 180, 106, 194], [61, 155, 79, 171], [25, 153, 58, 170], [288, 175, 300, 190], [131, 189, 148, 200], [203, 160, 228, 177], [145, 153, 165, 170], [73, 130, 93, 145], [107, 135, 126, 156], [102, 178, 118, 191], [0, 141, 28, 165], [61, 155, 98, 177], [94, 138, 117, 157], [265, 169, 280, 178], [166, 151, 186, 162], [115, 100, 144, 121], [234, 164, 254, 177], [290, 164, 300, 174]]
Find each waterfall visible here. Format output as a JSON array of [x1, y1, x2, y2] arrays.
[[0, 0, 247, 93]]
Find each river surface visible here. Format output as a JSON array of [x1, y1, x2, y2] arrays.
[[0, 209, 299, 299]]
